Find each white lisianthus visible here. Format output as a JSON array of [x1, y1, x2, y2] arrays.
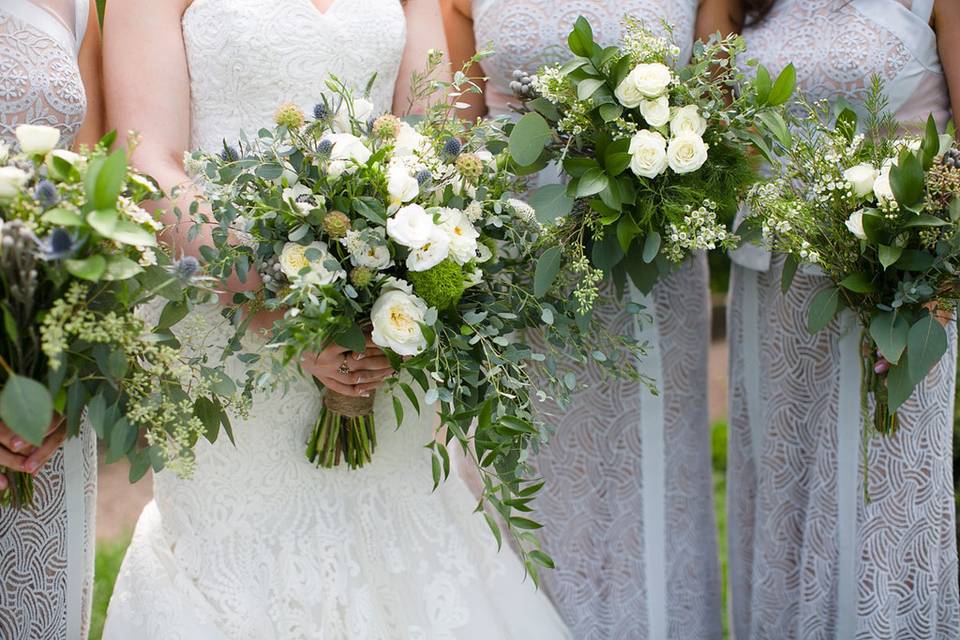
[[475, 149, 495, 166], [283, 184, 314, 216], [353, 243, 392, 270], [370, 289, 429, 356], [666, 133, 709, 174], [393, 122, 429, 158], [325, 133, 371, 179], [0, 166, 29, 200], [381, 276, 413, 294], [845, 209, 867, 240], [332, 97, 375, 133], [464, 268, 484, 288], [873, 160, 896, 202], [615, 62, 673, 107], [0, 142, 8, 164], [628, 129, 668, 178], [842, 163, 879, 198], [387, 163, 419, 206], [439, 207, 480, 265], [48, 149, 81, 166], [639, 96, 671, 127], [15, 124, 60, 156], [669, 105, 707, 137], [387, 203, 435, 248], [406, 228, 451, 272], [278, 241, 344, 285]]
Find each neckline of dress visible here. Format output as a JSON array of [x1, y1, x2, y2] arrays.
[[308, 0, 343, 17]]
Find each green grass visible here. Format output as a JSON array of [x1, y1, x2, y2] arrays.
[[88, 532, 130, 640]]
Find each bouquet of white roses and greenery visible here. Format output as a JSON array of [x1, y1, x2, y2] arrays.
[[504, 16, 795, 310], [0, 126, 248, 507], [744, 79, 960, 435], [193, 53, 639, 579]]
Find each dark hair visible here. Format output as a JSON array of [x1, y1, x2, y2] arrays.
[[741, 0, 776, 26]]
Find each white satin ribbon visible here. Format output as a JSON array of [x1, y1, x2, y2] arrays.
[[835, 310, 862, 640], [63, 429, 86, 638], [629, 282, 667, 638]]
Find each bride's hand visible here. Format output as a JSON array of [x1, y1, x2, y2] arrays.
[[0, 417, 68, 489], [302, 339, 396, 398]]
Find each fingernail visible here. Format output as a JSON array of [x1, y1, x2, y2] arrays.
[[23, 461, 37, 473], [0, 476, 7, 491], [11, 438, 24, 452], [361, 391, 371, 398], [355, 352, 365, 360]]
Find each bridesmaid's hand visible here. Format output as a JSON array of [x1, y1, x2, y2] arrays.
[[302, 339, 395, 398], [0, 417, 67, 489]]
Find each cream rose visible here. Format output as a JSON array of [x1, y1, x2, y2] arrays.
[[639, 96, 671, 127], [352, 243, 392, 270], [842, 163, 879, 198], [325, 133, 371, 179], [873, 160, 896, 202], [15, 124, 60, 156], [615, 62, 673, 107], [669, 105, 707, 137], [386, 203, 435, 248], [278, 241, 343, 285], [406, 228, 451, 272], [332, 97, 375, 133], [666, 133, 709, 174], [370, 289, 429, 356], [628, 129, 668, 178], [387, 163, 420, 206], [438, 207, 480, 265], [845, 209, 867, 240], [0, 166, 29, 200]]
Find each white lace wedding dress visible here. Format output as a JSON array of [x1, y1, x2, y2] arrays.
[[103, 1, 570, 638]]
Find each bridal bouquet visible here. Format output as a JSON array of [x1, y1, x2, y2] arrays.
[[0, 127, 246, 507], [194, 56, 625, 577], [505, 16, 795, 306], [745, 81, 960, 434]]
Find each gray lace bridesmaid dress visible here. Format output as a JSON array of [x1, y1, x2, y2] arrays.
[[0, 1, 96, 638], [473, 2, 722, 638], [727, 1, 958, 638]]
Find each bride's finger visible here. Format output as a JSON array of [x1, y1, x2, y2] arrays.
[[347, 356, 392, 371], [0, 423, 33, 456], [316, 376, 368, 397]]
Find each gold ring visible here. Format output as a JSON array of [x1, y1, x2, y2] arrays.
[[337, 359, 351, 376]]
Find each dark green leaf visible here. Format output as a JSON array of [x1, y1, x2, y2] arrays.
[[889, 152, 924, 207], [576, 168, 609, 198], [92, 149, 128, 210], [616, 214, 641, 254], [103, 255, 143, 281], [591, 230, 624, 271], [534, 246, 563, 297], [87, 209, 118, 236], [902, 213, 949, 229], [642, 231, 661, 263], [878, 245, 903, 270], [65, 255, 106, 281], [767, 63, 796, 106], [567, 16, 594, 57], [598, 102, 623, 123], [887, 356, 914, 411], [577, 77, 605, 101], [907, 314, 948, 385], [334, 323, 367, 354], [781, 254, 799, 293], [41, 208, 83, 226], [806, 286, 839, 333], [869, 311, 909, 365], [839, 272, 875, 293]]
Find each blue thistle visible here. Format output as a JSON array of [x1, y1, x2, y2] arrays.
[[219, 144, 240, 163], [441, 137, 462, 159], [313, 102, 329, 120], [316, 138, 334, 157], [34, 180, 59, 208], [37, 228, 78, 260], [170, 255, 200, 282], [415, 169, 433, 186]]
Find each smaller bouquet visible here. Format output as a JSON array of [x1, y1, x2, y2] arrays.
[[505, 16, 794, 308], [745, 80, 960, 434], [0, 126, 246, 507]]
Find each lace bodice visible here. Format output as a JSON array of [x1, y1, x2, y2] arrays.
[[182, 0, 406, 152], [472, 0, 699, 116], [0, 0, 87, 146], [743, 0, 949, 128]]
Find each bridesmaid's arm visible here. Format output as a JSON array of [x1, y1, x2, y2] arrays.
[[440, 0, 487, 121], [934, 0, 960, 120], [75, 0, 103, 147], [695, 0, 743, 39], [393, 0, 452, 115]]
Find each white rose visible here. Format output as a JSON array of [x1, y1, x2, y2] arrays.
[[628, 129, 668, 178], [406, 228, 451, 272], [842, 163, 879, 198], [669, 105, 707, 137], [15, 124, 60, 156], [352, 242, 392, 270], [845, 209, 867, 240], [666, 133, 709, 174], [393, 122, 428, 158], [278, 241, 343, 285], [873, 160, 895, 202], [0, 166, 29, 200], [387, 163, 420, 206], [386, 203, 435, 248], [333, 97, 375, 133], [325, 133, 371, 179], [370, 289, 429, 356], [615, 62, 673, 107], [639, 96, 671, 127], [438, 207, 480, 265]]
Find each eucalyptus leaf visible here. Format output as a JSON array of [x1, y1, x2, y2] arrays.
[[869, 311, 908, 365], [907, 314, 948, 385], [534, 246, 563, 297], [0, 375, 53, 445], [508, 112, 552, 166], [65, 255, 107, 281], [806, 286, 839, 333]]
